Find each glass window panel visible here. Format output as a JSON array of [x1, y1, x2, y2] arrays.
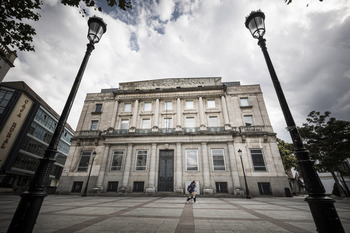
[[244, 115, 253, 126], [240, 98, 249, 106], [185, 117, 195, 127], [212, 149, 225, 171], [90, 120, 98, 130], [165, 101, 172, 110], [110, 150, 124, 171], [124, 103, 131, 112], [0, 89, 14, 114], [164, 118, 172, 128], [77, 151, 91, 172], [144, 102, 152, 111], [207, 99, 215, 108], [121, 119, 129, 129], [95, 104, 102, 112], [250, 149, 266, 171], [142, 119, 151, 129], [135, 150, 148, 170], [208, 116, 219, 127], [186, 149, 198, 171], [186, 100, 194, 109]]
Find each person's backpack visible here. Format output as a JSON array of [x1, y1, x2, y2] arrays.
[[187, 185, 191, 192]]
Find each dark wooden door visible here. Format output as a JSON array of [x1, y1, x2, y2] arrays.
[[158, 150, 174, 192]]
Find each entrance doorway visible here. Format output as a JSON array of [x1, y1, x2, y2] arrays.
[[158, 150, 174, 192]]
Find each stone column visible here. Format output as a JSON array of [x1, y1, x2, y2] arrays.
[[95, 145, 110, 192], [202, 142, 213, 194], [130, 99, 139, 132], [111, 100, 119, 129], [146, 143, 157, 193], [175, 142, 183, 193], [152, 98, 159, 132], [176, 97, 182, 132], [228, 142, 243, 195], [198, 96, 206, 131], [221, 95, 231, 130], [121, 143, 133, 192]]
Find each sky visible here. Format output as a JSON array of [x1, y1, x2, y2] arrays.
[[4, 0, 350, 143]]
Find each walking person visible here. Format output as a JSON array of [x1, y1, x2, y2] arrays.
[[186, 180, 197, 203]]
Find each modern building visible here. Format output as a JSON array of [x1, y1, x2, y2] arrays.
[[0, 81, 74, 190], [0, 43, 17, 83], [57, 77, 289, 196]]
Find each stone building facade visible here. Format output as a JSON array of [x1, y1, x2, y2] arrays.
[[0, 43, 17, 83], [57, 77, 289, 196]]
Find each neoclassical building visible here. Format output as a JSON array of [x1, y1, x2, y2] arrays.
[[57, 77, 289, 196]]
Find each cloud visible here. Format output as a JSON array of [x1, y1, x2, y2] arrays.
[[4, 0, 350, 143]]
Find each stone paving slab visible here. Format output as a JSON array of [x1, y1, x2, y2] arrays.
[[0, 195, 350, 233]]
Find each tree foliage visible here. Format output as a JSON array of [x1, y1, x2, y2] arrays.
[[276, 138, 297, 173], [0, 0, 131, 52], [0, 0, 42, 52], [298, 111, 350, 173]]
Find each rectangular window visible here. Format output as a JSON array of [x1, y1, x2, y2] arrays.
[[208, 116, 219, 127], [165, 101, 172, 110], [142, 118, 151, 129], [186, 100, 194, 109], [240, 98, 249, 107], [186, 149, 199, 171], [135, 150, 148, 171], [211, 149, 225, 171], [95, 104, 102, 112], [77, 151, 91, 172], [258, 182, 273, 195], [185, 117, 195, 128], [144, 102, 152, 111], [90, 120, 98, 130], [244, 115, 253, 126], [216, 182, 228, 193], [107, 181, 119, 192], [110, 150, 124, 171], [121, 119, 129, 129], [124, 103, 131, 112], [0, 89, 14, 114], [250, 149, 267, 171], [71, 181, 83, 193], [164, 118, 172, 128], [133, 182, 144, 192], [207, 99, 215, 108]]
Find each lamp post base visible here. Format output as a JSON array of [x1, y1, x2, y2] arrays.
[[8, 191, 47, 233], [305, 196, 344, 233]]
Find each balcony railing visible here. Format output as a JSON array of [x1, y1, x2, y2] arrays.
[[75, 125, 271, 138], [239, 126, 265, 133], [75, 130, 101, 137], [207, 127, 225, 132], [135, 129, 152, 134]]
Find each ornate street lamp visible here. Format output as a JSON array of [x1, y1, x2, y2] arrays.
[[238, 149, 251, 199], [8, 16, 107, 233], [81, 151, 97, 197], [245, 10, 344, 233]]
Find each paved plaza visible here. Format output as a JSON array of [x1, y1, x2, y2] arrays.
[[0, 194, 349, 233]]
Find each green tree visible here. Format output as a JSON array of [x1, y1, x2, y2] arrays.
[[0, 0, 131, 52], [298, 111, 350, 197], [276, 138, 297, 173]]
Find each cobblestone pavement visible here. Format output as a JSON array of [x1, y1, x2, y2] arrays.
[[0, 195, 349, 233]]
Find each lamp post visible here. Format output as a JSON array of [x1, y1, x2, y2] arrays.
[[8, 16, 107, 233], [82, 151, 97, 197], [238, 149, 251, 199], [245, 10, 344, 233]]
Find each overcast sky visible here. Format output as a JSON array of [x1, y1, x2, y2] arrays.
[[4, 0, 350, 142]]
